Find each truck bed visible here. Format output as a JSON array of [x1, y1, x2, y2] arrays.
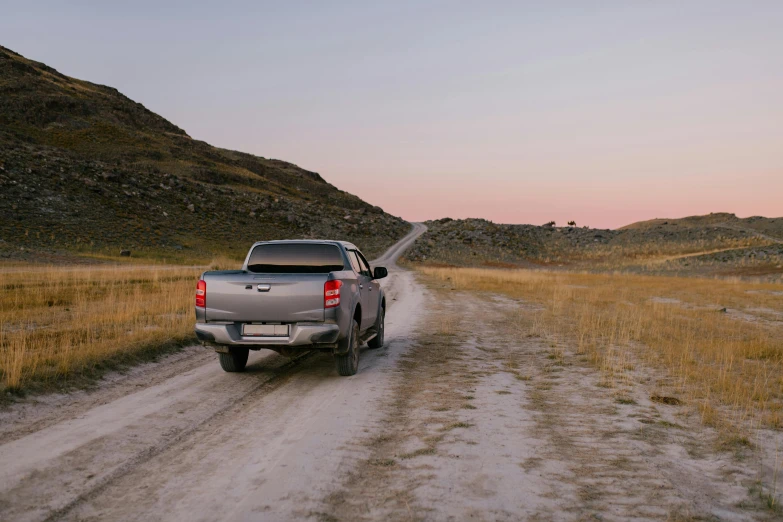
[[203, 271, 328, 323]]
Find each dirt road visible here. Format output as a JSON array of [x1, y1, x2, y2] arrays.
[[0, 224, 429, 522], [1, 222, 777, 521]]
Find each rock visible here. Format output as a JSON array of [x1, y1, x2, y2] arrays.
[[120, 249, 131, 257], [187, 204, 195, 212], [249, 211, 256, 218]]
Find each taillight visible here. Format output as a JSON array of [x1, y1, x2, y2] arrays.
[[196, 280, 206, 308], [324, 280, 342, 309]]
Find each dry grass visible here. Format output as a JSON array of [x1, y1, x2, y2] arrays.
[[207, 255, 242, 271], [418, 267, 783, 432], [0, 264, 205, 394]]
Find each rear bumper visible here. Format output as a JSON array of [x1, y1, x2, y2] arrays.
[[194, 322, 341, 347]]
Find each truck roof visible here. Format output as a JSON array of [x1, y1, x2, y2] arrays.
[[250, 239, 358, 250]]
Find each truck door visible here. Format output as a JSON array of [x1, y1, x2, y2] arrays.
[[354, 250, 378, 327], [348, 250, 373, 330]]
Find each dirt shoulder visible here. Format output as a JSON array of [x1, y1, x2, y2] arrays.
[[321, 278, 778, 521]]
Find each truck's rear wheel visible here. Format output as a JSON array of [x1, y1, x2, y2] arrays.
[[367, 307, 385, 349], [218, 347, 249, 372], [336, 320, 360, 376]]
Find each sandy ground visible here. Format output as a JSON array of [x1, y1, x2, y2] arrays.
[[1, 223, 780, 521], [321, 285, 779, 521]]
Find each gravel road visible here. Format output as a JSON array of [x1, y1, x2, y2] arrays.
[[0, 224, 429, 522]]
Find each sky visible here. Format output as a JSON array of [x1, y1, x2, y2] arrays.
[[2, 1, 782, 228]]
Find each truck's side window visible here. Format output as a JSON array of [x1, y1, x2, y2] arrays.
[[347, 250, 363, 275], [349, 250, 371, 278], [355, 251, 372, 277]]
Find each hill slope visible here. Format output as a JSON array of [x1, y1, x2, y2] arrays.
[[404, 215, 783, 277], [0, 45, 409, 262], [621, 213, 783, 242]]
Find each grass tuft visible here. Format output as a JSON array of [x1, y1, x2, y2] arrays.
[[399, 448, 436, 459]]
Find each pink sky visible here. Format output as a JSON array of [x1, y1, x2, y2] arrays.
[[4, 2, 782, 229]]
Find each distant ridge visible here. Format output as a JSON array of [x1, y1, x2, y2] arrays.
[[621, 213, 783, 242], [403, 214, 783, 277]]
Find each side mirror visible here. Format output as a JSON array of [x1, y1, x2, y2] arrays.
[[373, 266, 388, 279]]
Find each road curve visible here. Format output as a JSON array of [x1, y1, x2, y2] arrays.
[[372, 221, 427, 266], [0, 223, 428, 522]]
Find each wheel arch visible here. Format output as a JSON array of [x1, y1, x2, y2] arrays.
[[352, 302, 362, 330]]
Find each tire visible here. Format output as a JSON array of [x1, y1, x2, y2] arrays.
[[218, 347, 249, 372], [367, 307, 385, 349], [336, 320, 360, 376]]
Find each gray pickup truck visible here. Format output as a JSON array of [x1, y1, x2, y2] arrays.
[[194, 240, 388, 376]]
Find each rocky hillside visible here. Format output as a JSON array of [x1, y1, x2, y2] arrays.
[[621, 213, 783, 240], [0, 45, 409, 262], [404, 215, 783, 277]]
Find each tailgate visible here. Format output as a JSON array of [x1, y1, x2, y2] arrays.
[[205, 273, 327, 323]]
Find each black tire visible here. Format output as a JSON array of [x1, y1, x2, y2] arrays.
[[336, 320, 360, 376], [218, 347, 249, 372], [367, 307, 385, 349]]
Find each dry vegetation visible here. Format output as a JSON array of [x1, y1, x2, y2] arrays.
[[0, 264, 204, 395], [418, 267, 783, 433]]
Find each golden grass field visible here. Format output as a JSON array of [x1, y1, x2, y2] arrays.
[[419, 267, 783, 435], [0, 265, 204, 394], [3, 261, 782, 440]]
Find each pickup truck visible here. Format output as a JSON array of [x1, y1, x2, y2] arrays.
[[194, 240, 388, 376]]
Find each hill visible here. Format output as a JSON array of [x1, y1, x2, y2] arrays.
[[0, 45, 409, 262], [403, 215, 783, 278], [621, 213, 783, 241]]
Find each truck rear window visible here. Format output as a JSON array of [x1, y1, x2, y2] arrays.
[[246, 244, 345, 274]]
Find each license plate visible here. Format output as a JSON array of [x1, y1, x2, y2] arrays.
[[242, 324, 289, 337]]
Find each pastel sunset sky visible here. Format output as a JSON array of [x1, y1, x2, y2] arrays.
[[3, 1, 782, 228]]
